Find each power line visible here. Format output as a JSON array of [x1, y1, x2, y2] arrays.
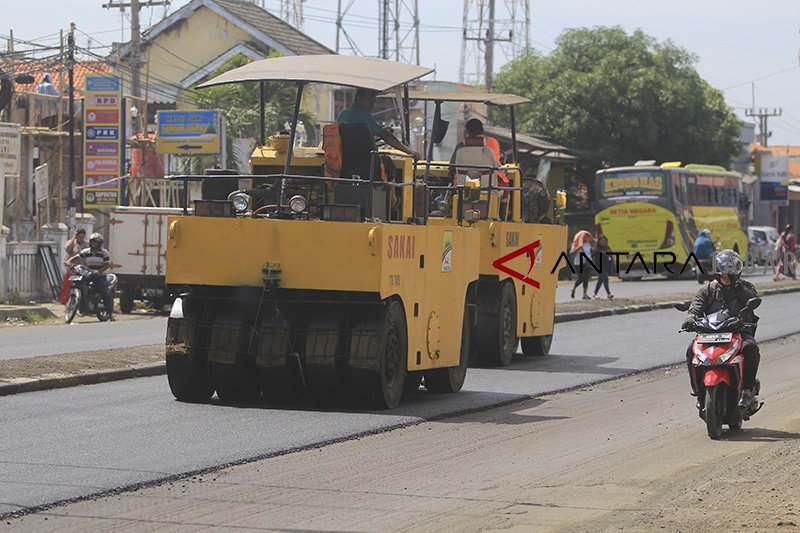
[[722, 65, 800, 91]]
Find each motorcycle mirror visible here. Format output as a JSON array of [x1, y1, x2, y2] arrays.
[[746, 297, 762, 310], [674, 301, 690, 312]]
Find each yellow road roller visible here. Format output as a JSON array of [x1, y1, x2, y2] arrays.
[[165, 56, 479, 409], [409, 90, 568, 366]]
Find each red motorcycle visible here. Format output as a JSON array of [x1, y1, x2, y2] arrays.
[[677, 298, 763, 439]]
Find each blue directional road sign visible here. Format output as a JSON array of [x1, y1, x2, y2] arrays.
[[156, 110, 221, 154]]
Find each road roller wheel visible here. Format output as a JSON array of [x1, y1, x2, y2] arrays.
[[166, 353, 214, 403], [211, 362, 261, 404], [424, 305, 470, 393]]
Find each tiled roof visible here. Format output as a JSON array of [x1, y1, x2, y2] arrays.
[[749, 143, 800, 157], [0, 59, 112, 97], [213, 0, 332, 55], [136, 0, 332, 57]]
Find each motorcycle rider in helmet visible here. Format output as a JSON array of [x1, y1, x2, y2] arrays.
[[66, 232, 115, 321], [693, 229, 715, 262], [682, 249, 760, 407]]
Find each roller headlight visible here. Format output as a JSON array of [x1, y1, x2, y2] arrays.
[[289, 194, 307, 214], [231, 192, 250, 213]]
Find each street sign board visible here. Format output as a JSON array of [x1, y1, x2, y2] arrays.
[[34, 163, 49, 204], [0, 122, 21, 176], [156, 110, 221, 154], [83, 76, 123, 209], [759, 154, 789, 206]]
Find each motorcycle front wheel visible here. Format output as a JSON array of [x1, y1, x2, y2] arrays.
[[65, 289, 81, 324], [705, 384, 725, 440], [96, 301, 111, 322]]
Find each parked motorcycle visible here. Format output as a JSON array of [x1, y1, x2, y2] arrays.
[[676, 298, 763, 439], [64, 264, 118, 324]]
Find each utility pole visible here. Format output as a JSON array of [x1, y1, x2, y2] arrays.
[[460, 0, 529, 87], [103, 0, 171, 98], [67, 22, 76, 230], [746, 107, 782, 147], [485, 0, 495, 91]]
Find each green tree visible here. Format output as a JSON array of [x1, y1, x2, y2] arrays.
[[190, 51, 315, 171], [493, 27, 741, 167]]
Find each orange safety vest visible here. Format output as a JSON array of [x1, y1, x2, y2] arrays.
[[323, 123, 342, 178], [323, 123, 388, 182]]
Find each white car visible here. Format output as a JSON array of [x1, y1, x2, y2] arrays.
[[748, 226, 780, 265]]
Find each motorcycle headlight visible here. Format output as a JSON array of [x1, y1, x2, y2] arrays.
[[716, 338, 740, 364], [231, 193, 250, 213], [289, 194, 307, 214]]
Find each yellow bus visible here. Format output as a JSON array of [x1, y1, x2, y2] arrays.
[[593, 163, 748, 277]]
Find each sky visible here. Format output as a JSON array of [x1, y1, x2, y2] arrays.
[[3, 0, 800, 146]]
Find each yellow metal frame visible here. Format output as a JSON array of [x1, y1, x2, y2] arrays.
[[425, 162, 566, 338], [167, 150, 480, 372]]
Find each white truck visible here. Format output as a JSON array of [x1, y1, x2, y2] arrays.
[[108, 206, 185, 313]]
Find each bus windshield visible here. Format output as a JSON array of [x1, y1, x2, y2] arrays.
[[599, 170, 667, 199]]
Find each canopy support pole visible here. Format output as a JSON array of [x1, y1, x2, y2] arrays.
[[403, 84, 410, 146], [510, 105, 518, 165], [259, 81, 266, 146], [280, 82, 305, 205], [422, 100, 441, 184]]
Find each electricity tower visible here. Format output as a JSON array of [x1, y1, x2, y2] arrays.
[[279, 0, 306, 30], [460, 0, 530, 90], [336, 0, 420, 65]]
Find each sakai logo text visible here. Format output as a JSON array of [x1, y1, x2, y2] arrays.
[[387, 235, 416, 259]]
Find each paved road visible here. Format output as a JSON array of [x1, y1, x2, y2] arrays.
[[10, 328, 800, 531], [556, 270, 775, 302], [0, 271, 779, 360], [1, 292, 797, 517], [0, 318, 168, 361]]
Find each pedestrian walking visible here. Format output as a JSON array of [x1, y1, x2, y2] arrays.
[[773, 224, 797, 281], [592, 234, 614, 299], [570, 230, 594, 299]]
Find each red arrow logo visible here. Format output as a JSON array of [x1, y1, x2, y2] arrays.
[[492, 240, 541, 288]]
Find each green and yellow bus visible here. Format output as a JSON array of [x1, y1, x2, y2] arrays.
[[594, 163, 748, 277]]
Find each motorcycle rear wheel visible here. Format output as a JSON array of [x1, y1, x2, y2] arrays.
[[705, 384, 725, 439], [65, 290, 80, 324]]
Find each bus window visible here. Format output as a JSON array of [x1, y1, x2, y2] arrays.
[[597, 170, 666, 199]]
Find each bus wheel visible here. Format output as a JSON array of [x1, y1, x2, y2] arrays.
[[477, 283, 517, 367], [521, 334, 552, 357]]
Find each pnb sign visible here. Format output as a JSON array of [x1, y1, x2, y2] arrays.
[[156, 111, 221, 155]]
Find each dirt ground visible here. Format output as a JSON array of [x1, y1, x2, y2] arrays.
[[0, 345, 163, 383], [3, 335, 799, 532]]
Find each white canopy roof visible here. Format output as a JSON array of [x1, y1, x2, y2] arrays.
[[405, 90, 530, 106], [197, 55, 434, 91]]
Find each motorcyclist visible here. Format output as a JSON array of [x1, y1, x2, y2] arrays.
[[67, 232, 115, 321], [682, 249, 760, 407], [693, 229, 715, 262]]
